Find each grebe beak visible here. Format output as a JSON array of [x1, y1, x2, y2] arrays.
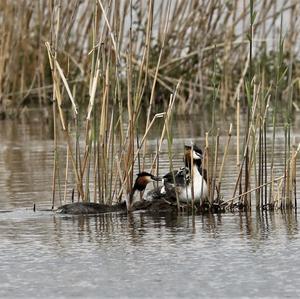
[[151, 175, 162, 181]]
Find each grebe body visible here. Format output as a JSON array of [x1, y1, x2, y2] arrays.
[[161, 145, 208, 203]]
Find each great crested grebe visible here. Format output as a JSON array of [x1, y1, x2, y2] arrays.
[[126, 171, 161, 211], [56, 172, 160, 214], [160, 144, 208, 203]]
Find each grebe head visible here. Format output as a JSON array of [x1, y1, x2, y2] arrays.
[[126, 172, 161, 211], [184, 144, 203, 163], [133, 172, 161, 191]]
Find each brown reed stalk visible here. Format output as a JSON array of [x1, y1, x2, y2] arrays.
[[264, 119, 268, 207], [289, 145, 296, 206], [232, 81, 260, 201], [236, 99, 240, 169], [258, 114, 262, 210], [46, 42, 85, 201], [283, 125, 288, 208], [211, 129, 219, 204], [190, 144, 195, 210], [223, 175, 284, 208], [50, 0, 60, 209], [142, 0, 171, 168], [269, 15, 285, 207], [149, 79, 181, 172], [51, 101, 57, 210], [63, 125, 70, 204], [164, 104, 180, 211], [203, 132, 210, 204], [217, 124, 232, 197], [292, 144, 299, 208], [288, 143, 300, 207]]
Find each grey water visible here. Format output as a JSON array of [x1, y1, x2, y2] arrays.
[[1, 112, 300, 298]]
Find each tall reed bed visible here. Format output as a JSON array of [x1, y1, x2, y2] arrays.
[[2, 0, 299, 210], [46, 0, 180, 206], [204, 1, 300, 211], [1, 0, 300, 117]]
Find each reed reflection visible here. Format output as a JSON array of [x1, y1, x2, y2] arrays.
[[236, 210, 298, 241]]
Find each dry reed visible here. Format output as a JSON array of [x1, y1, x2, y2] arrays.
[[1, 1, 300, 211]]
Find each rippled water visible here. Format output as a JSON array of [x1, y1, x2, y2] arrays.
[[0, 210, 300, 298], [1, 113, 300, 298]]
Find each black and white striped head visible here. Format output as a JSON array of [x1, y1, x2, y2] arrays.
[[133, 172, 161, 192], [184, 144, 203, 161]]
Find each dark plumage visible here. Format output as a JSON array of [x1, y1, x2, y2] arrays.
[[163, 167, 190, 187], [56, 172, 161, 214], [56, 202, 125, 215]]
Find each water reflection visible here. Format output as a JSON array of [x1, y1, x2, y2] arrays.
[[232, 210, 298, 243], [0, 119, 54, 209], [50, 209, 299, 244], [0, 209, 299, 297]]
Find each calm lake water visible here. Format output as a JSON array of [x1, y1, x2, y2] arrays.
[[1, 112, 300, 298]]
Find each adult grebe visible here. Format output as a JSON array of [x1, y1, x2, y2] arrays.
[[161, 144, 208, 203], [56, 172, 160, 214]]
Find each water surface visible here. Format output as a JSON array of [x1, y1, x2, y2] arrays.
[[1, 114, 300, 298], [0, 209, 299, 298]]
